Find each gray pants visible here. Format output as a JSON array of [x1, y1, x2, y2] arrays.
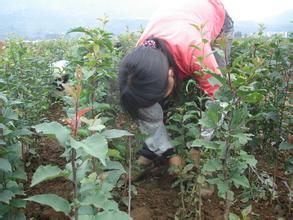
[[213, 11, 234, 67]]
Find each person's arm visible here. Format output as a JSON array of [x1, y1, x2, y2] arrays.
[[138, 103, 175, 160]]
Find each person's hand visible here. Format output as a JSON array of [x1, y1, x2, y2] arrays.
[[168, 155, 183, 176], [168, 155, 183, 167], [137, 155, 153, 166]]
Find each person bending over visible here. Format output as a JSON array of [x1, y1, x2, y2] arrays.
[[119, 0, 234, 169]]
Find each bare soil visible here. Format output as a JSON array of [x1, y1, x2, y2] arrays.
[[24, 103, 72, 220], [24, 104, 292, 219], [130, 166, 179, 220]]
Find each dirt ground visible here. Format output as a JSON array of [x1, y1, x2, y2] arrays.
[[24, 104, 292, 220], [24, 103, 72, 220]]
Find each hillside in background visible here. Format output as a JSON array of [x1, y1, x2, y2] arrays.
[[0, 8, 292, 40]]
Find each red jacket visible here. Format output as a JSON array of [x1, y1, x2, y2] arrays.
[[137, 0, 225, 97]]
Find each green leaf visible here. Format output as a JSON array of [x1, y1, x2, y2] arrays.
[[8, 100, 23, 106], [204, 68, 227, 86], [25, 194, 70, 215], [229, 213, 240, 220], [232, 133, 253, 145], [93, 103, 111, 111], [8, 142, 22, 158], [185, 79, 198, 92], [102, 170, 125, 191], [10, 199, 27, 208], [206, 106, 221, 125], [13, 128, 33, 136], [202, 38, 209, 44], [279, 142, 293, 150], [183, 111, 197, 122], [185, 125, 201, 139], [199, 102, 222, 128], [3, 108, 18, 120], [82, 192, 118, 211], [239, 151, 257, 167], [182, 164, 194, 174], [78, 205, 94, 216], [216, 179, 229, 198], [214, 47, 225, 58], [71, 134, 108, 165], [31, 165, 67, 187], [9, 170, 27, 181], [232, 77, 246, 88], [7, 182, 25, 196], [67, 26, 90, 34], [166, 125, 180, 132], [0, 92, 8, 103], [202, 159, 222, 173], [215, 86, 233, 102], [0, 190, 15, 204], [82, 67, 95, 80], [107, 149, 123, 160], [77, 128, 91, 137], [191, 139, 218, 149], [105, 160, 126, 173], [232, 174, 250, 188], [243, 92, 264, 104], [171, 138, 182, 147], [190, 44, 201, 50], [88, 119, 105, 132], [230, 108, 248, 130], [241, 205, 252, 220], [32, 122, 70, 146], [190, 23, 201, 31], [102, 129, 133, 139], [197, 56, 204, 62], [96, 210, 132, 220], [0, 158, 12, 172], [238, 85, 254, 95], [208, 77, 222, 86]]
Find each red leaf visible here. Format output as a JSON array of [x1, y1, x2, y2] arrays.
[[77, 107, 92, 120], [62, 107, 93, 134]]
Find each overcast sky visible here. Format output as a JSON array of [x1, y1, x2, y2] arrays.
[[2, 0, 293, 21]]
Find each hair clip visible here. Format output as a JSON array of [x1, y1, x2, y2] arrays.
[[142, 39, 157, 49]]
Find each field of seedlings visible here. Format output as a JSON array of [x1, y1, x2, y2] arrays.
[[0, 22, 292, 220]]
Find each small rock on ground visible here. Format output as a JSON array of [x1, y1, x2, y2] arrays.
[[131, 207, 153, 220]]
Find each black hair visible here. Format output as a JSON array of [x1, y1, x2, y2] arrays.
[[119, 37, 179, 119]]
